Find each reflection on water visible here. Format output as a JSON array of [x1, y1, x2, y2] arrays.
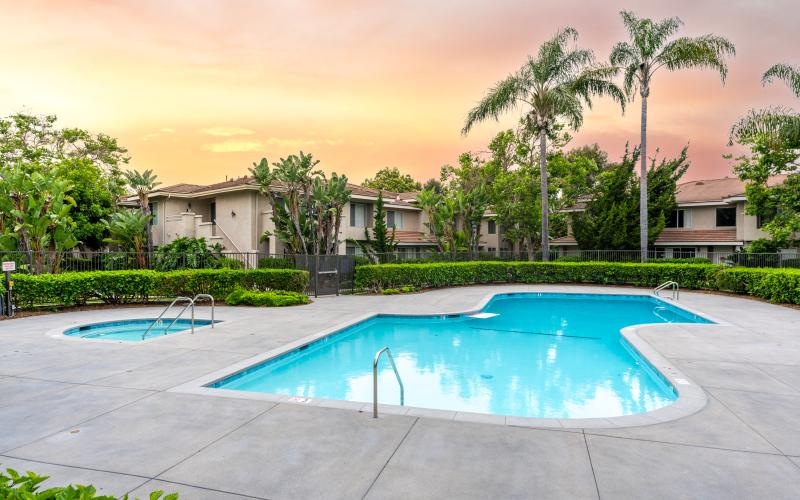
[[217, 294, 710, 418]]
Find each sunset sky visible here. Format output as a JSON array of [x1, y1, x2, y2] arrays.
[[2, 0, 799, 185]]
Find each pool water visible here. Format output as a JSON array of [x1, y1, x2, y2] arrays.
[[64, 318, 214, 342], [211, 293, 712, 419]]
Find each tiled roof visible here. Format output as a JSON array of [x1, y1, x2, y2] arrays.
[[392, 230, 438, 245], [551, 229, 741, 246], [656, 229, 740, 243], [190, 176, 259, 193], [676, 175, 787, 204], [157, 183, 206, 194]]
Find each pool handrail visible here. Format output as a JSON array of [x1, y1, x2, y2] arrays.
[[142, 296, 194, 340], [653, 281, 679, 300], [191, 294, 215, 331], [373, 346, 404, 418]]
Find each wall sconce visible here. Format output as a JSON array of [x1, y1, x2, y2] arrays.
[[231, 210, 237, 217]]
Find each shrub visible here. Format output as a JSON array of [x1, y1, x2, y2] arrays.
[[355, 261, 800, 304], [555, 255, 584, 262], [381, 286, 418, 295], [654, 257, 713, 264], [154, 237, 217, 271], [214, 256, 245, 269], [11, 269, 309, 308], [1, 467, 177, 499], [225, 287, 309, 306], [258, 257, 295, 269]]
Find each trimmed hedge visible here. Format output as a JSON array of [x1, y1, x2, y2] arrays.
[[354, 261, 800, 305], [11, 268, 309, 308], [225, 288, 309, 306]]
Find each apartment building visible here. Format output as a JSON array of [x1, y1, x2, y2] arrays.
[[142, 177, 502, 256], [552, 176, 787, 258]]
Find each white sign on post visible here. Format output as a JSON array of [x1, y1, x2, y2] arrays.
[[2, 261, 16, 272]]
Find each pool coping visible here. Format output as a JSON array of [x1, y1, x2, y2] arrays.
[[169, 290, 723, 429], [45, 318, 220, 344]]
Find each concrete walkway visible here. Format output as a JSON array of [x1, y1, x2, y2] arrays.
[[1, 285, 799, 499]]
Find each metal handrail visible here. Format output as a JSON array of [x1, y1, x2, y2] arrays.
[[192, 294, 215, 332], [373, 347, 405, 418], [653, 281, 679, 300], [162, 300, 196, 335], [142, 296, 193, 340]]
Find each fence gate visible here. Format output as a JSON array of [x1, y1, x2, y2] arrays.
[[293, 255, 354, 296]]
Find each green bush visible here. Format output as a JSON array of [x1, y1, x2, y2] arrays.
[[214, 256, 245, 269], [355, 261, 800, 304], [11, 269, 309, 308], [381, 286, 418, 295], [225, 287, 309, 306], [258, 257, 295, 269], [1, 467, 177, 499], [154, 237, 218, 271], [654, 257, 713, 264]]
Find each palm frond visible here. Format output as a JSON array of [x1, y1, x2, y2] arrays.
[[729, 107, 800, 145], [462, 72, 526, 135], [657, 35, 736, 82], [762, 63, 800, 98]]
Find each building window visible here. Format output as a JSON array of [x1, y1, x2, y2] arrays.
[[715, 207, 736, 227], [350, 203, 367, 227], [488, 220, 497, 234], [665, 209, 686, 228], [148, 202, 158, 226], [210, 201, 217, 224], [386, 210, 403, 229], [672, 247, 696, 258]]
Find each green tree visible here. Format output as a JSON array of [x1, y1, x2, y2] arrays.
[[362, 167, 422, 193], [104, 210, 151, 268], [571, 146, 688, 250], [462, 27, 625, 261], [610, 11, 735, 260], [124, 168, 161, 254], [64, 159, 123, 249], [251, 152, 350, 255], [440, 153, 496, 257], [730, 62, 800, 247], [351, 192, 397, 262]]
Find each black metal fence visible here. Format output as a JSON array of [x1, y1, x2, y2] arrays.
[[1, 249, 798, 296]]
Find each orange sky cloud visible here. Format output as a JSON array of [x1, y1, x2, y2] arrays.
[[1, 0, 798, 185]]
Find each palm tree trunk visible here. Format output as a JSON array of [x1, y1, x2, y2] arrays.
[[639, 95, 648, 263], [539, 133, 549, 262]]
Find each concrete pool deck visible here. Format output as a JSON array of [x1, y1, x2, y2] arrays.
[[1, 285, 799, 499]]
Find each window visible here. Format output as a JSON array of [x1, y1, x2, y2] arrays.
[[386, 210, 403, 229], [672, 247, 696, 258], [210, 201, 217, 224], [715, 207, 736, 227], [665, 209, 685, 228], [488, 220, 497, 234], [756, 211, 775, 229], [148, 202, 157, 226], [350, 203, 367, 227]]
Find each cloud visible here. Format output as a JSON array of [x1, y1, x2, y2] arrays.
[[141, 127, 176, 141], [264, 137, 344, 147], [200, 126, 255, 137], [202, 140, 264, 153]]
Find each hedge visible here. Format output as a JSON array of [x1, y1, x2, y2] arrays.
[[225, 288, 309, 306], [11, 268, 309, 308], [354, 261, 800, 305]]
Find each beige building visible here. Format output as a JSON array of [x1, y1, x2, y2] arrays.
[[143, 178, 502, 256], [552, 176, 787, 258]]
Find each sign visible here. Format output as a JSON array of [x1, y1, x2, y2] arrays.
[[1, 261, 15, 272]]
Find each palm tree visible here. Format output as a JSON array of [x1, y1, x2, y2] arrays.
[[104, 210, 151, 268], [610, 11, 735, 261], [124, 168, 161, 254], [462, 27, 625, 261]]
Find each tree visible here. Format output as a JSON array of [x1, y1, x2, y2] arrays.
[[362, 167, 422, 193], [463, 27, 625, 261], [250, 152, 350, 255], [440, 153, 496, 258], [610, 11, 735, 261], [351, 192, 397, 263], [0, 113, 129, 254], [124, 168, 161, 254], [0, 167, 77, 273], [571, 146, 688, 250], [104, 210, 151, 268], [763, 63, 800, 98]]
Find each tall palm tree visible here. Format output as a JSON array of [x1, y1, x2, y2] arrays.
[[462, 27, 625, 261], [610, 11, 735, 261], [124, 168, 161, 253]]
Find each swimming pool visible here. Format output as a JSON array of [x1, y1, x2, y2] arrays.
[[209, 293, 712, 419], [64, 318, 215, 342]]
